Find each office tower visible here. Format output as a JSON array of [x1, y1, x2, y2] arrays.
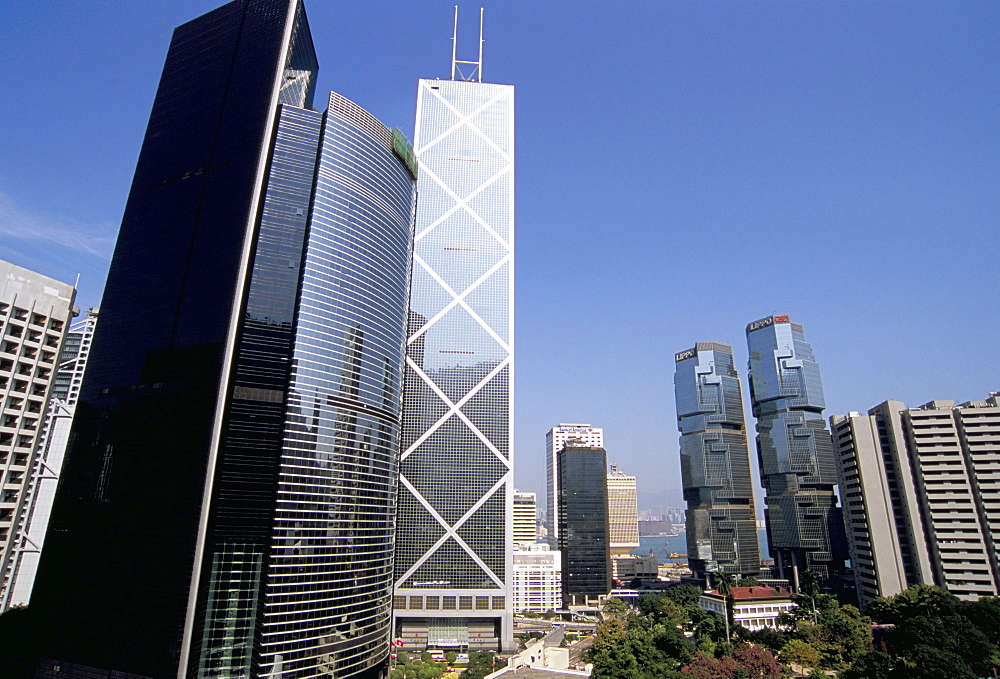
[[1, 307, 96, 610], [606, 464, 639, 559], [833, 395, 1000, 604], [745, 315, 845, 587], [0, 262, 76, 607], [511, 543, 562, 614], [28, 2, 417, 678], [673, 342, 760, 582], [393, 18, 515, 653], [557, 445, 611, 604], [546, 424, 603, 544], [513, 490, 538, 545]]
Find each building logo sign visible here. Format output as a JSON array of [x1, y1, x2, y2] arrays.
[[675, 347, 697, 363], [747, 314, 791, 334]]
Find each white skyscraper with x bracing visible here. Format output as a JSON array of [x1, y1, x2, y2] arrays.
[[393, 12, 516, 653]]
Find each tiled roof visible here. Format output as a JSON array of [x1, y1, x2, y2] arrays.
[[704, 586, 793, 601]]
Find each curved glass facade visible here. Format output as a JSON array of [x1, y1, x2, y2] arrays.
[[27, 2, 416, 675], [255, 93, 415, 678], [745, 315, 845, 584], [674, 342, 760, 580]]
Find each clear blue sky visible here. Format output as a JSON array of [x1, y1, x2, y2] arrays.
[[2, 1, 998, 510]]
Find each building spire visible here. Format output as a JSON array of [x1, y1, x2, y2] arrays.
[[451, 6, 484, 82]]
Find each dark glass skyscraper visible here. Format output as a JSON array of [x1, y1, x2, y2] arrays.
[[557, 446, 611, 604], [27, 2, 417, 678], [674, 342, 760, 582], [745, 315, 845, 587]]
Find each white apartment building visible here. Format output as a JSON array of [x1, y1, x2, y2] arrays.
[[513, 490, 538, 545], [511, 543, 562, 614], [546, 424, 603, 544], [2, 307, 97, 609], [831, 394, 1000, 606], [0, 262, 76, 607]]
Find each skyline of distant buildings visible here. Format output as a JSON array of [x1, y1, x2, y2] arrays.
[[2, 3, 1000, 676]]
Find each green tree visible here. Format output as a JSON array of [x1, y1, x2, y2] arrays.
[[662, 583, 703, 609], [840, 650, 893, 679], [396, 651, 409, 665], [602, 596, 629, 617], [799, 570, 821, 611], [733, 625, 789, 654], [462, 652, 505, 679], [812, 604, 873, 669], [780, 639, 821, 676], [639, 592, 686, 625], [867, 584, 958, 624], [445, 651, 457, 664], [713, 571, 736, 641]]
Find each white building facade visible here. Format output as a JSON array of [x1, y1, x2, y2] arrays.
[[832, 395, 1000, 604], [394, 69, 516, 651], [607, 464, 639, 557], [513, 490, 537, 545], [0, 261, 76, 608], [511, 544, 562, 614]]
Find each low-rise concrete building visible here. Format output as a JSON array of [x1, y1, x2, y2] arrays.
[[699, 586, 795, 631]]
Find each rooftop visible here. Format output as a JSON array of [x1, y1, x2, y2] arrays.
[[703, 586, 793, 601]]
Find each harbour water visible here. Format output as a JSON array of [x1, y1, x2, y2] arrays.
[[631, 529, 770, 565]]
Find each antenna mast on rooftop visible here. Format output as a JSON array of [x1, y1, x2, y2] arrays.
[[451, 6, 484, 82]]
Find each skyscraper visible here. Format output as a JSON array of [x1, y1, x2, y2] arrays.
[[27, 2, 417, 677], [557, 445, 611, 605], [1, 307, 96, 610], [393, 21, 516, 652], [745, 315, 845, 587], [0, 262, 76, 609], [546, 424, 603, 545], [832, 395, 1000, 606], [513, 490, 538, 545], [606, 464, 640, 558], [673, 342, 760, 582]]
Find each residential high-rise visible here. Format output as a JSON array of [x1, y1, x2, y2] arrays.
[[513, 490, 538, 545], [606, 464, 640, 558], [393, 21, 516, 652], [833, 395, 1000, 606], [673, 342, 760, 582], [546, 424, 603, 544], [831, 402, 932, 609], [0, 262, 76, 608], [557, 445, 611, 605], [27, 2, 418, 677], [1, 307, 96, 610], [745, 315, 845, 587]]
